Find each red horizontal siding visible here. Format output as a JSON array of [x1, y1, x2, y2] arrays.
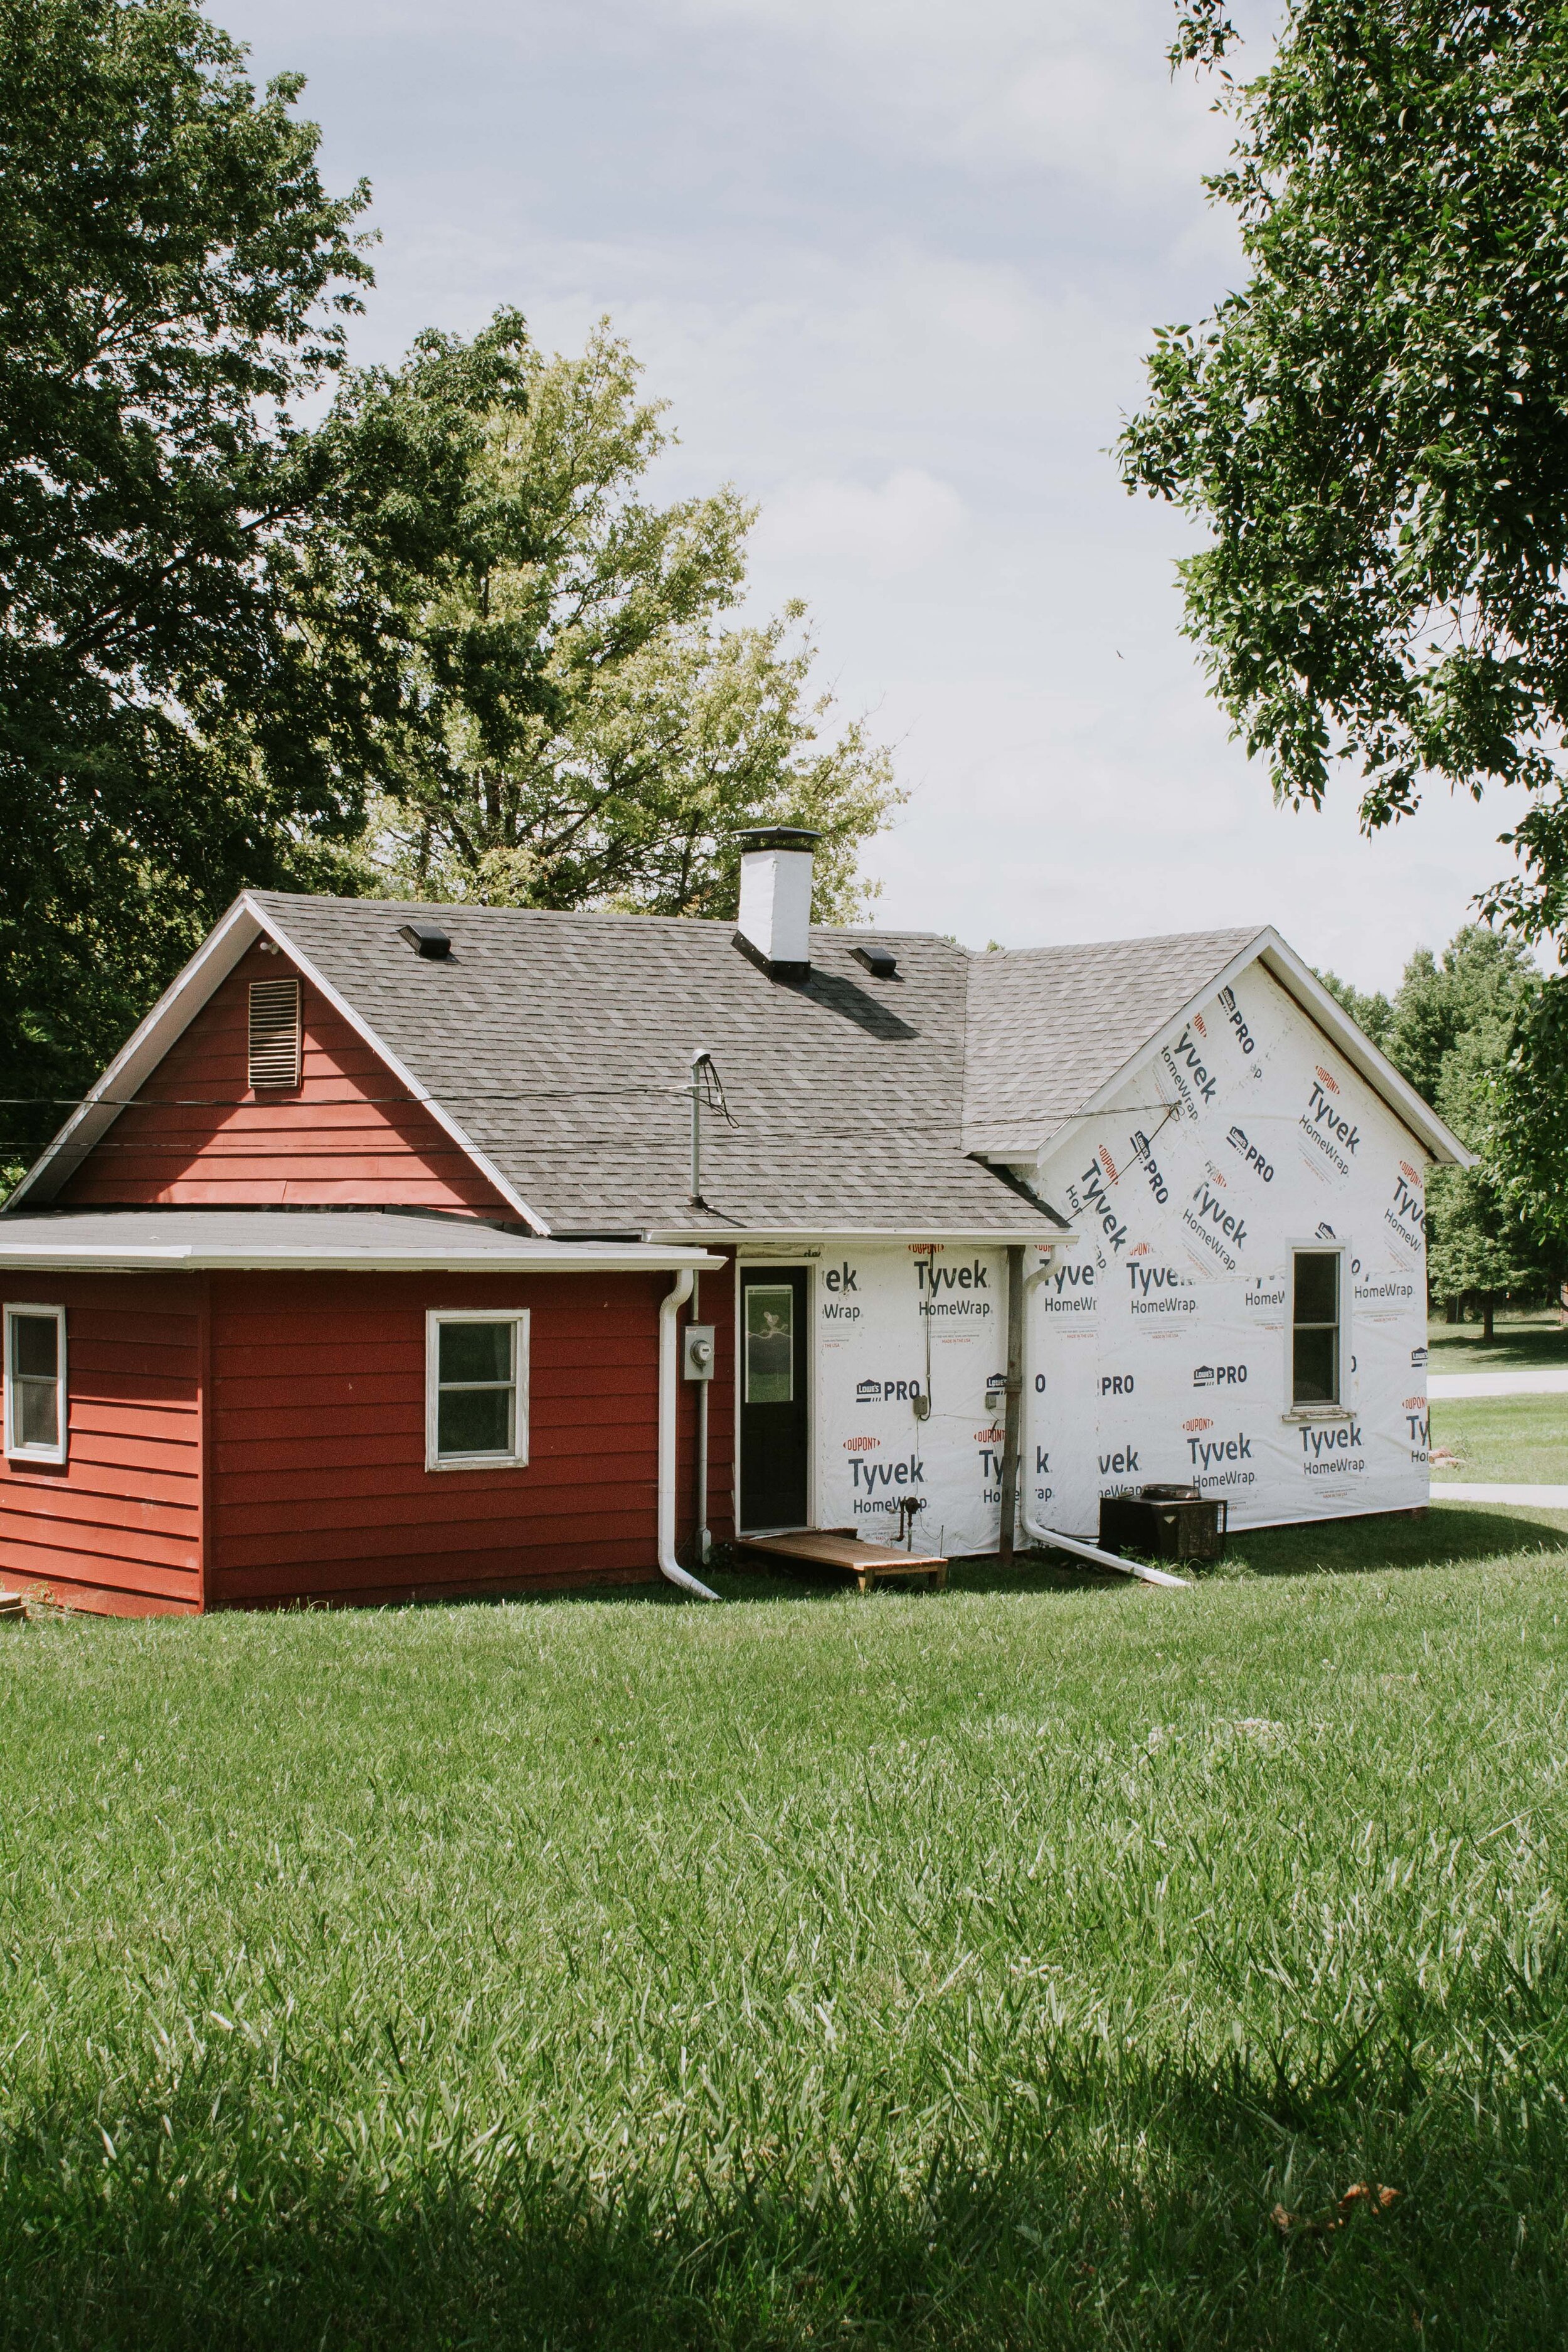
[[204, 1268, 672, 1607], [0, 1274, 202, 1616], [1, 1260, 729, 1618], [58, 938, 512, 1214]]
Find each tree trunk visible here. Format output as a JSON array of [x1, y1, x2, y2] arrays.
[[1446, 1296, 1461, 1325], [1483, 1293, 1496, 1343]]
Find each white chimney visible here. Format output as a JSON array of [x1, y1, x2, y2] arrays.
[[734, 827, 818, 980]]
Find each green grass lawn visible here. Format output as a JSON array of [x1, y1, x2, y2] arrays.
[[1427, 1306, 1568, 1374], [1429, 1392, 1568, 1485], [4, 1523, 1568, 2346]]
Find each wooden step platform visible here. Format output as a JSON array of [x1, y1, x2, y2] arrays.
[[734, 1527, 948, 1594]]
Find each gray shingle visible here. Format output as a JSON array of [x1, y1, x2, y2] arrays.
[[254, 895, 1054, 1238], [963, 928, 1265, 1155]]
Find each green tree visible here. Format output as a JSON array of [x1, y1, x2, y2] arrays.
[[1315, 970, 1394, 1054], [1377, 928, 1556, 1335], [325, 313, 899, 922], [1121, 3, 1568, 946], [0, 0, 373, 1175]]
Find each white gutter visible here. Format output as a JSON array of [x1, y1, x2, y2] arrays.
[[1015, 1250, 1190, 1592], [657, 1268, 719, 1601]]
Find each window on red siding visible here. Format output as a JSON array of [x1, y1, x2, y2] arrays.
[[426, 1311, 529, 1470], [4, 1305, 67, 1464]]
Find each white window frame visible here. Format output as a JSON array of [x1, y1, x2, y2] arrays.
[[1281, 1242, 1354, 1421], [425, 1309, 529, 1471], [4, 1303, 68, 1466]]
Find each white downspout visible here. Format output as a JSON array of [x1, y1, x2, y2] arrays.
[[659, 1268, 719, 1600], [1017, 1251, 1190, 1592]]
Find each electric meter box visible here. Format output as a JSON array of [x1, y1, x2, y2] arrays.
[[682, 1324, 716, 1381]]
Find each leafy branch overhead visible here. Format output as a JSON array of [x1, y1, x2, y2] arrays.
[[1122, 2, 1568, 945], [321, 312, 899, 923]]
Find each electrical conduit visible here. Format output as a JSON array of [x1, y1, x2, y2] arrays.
[[659, 1268, 719, 1599]]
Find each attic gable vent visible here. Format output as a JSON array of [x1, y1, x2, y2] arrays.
[[248, 976, 302, 1091]]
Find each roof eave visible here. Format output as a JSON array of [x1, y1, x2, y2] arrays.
[[646, 1222, 1078, 1248]]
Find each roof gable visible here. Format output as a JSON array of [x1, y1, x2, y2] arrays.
[[55, 939, 515, 1217], [963, 924, 1470, 1168]]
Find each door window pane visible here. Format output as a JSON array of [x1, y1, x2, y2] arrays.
[[745, 1286, 794, 1404]]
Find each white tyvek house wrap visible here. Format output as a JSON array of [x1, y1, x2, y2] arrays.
[[812, 1244, 1010, 1558], [1028, 959, 1431, 1535], [792, 960, 1429, 1560]]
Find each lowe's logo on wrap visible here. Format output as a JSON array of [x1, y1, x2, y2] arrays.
[[1193, 1364, 1248, 1389], [1411, 1344, 1429, 1369], [1216, 985, 1258, 1056], [856, 1376, 924, 1404], [1301, 1067, 1360, 1173], [1226, 1124, 1274, 1182]]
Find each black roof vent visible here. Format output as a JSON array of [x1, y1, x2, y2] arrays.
[[398, 923, 452, 961], [851, 943, 898, 979]]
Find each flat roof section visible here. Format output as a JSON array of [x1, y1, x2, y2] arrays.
[[0, 1209, 723, 1275]]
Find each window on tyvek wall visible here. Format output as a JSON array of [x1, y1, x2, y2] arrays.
[[1291, 1250, 1342, 1406]]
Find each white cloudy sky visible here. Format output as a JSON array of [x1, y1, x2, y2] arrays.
[[212, 0, 1513, 990]]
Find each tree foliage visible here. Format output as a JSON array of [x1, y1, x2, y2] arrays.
[[1123, 3, 1568, 945], [324, 313, 898, 923], [1335, 926, 1560, 1311], [0, 0, 374, 1168]]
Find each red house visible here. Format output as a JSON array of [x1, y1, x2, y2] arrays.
[[2, 831, 1459, 1617], [0, 831, 1062, 1614]]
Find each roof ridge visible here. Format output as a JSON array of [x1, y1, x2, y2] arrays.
[[975, 924, 1266, 962], [248, 889, 951, 944]]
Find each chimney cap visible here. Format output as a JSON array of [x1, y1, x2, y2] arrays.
[[736, 825, 821, 854]]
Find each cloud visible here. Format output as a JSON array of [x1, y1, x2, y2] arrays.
[[667, 0, 1236, 196], [751, 469, 965, 576]]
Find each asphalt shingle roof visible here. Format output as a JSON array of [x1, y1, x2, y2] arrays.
[[963, 928, 1266, 1157], [254, 894, 1062, 1239]]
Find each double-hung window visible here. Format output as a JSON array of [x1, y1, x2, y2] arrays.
[[426, 1311, 529, 1470], [4, 1305, 68, 1465], [1291, 1250, 1342, 1407]]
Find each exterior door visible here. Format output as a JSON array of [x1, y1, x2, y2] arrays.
[[738, 1266, 810, 1531]]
